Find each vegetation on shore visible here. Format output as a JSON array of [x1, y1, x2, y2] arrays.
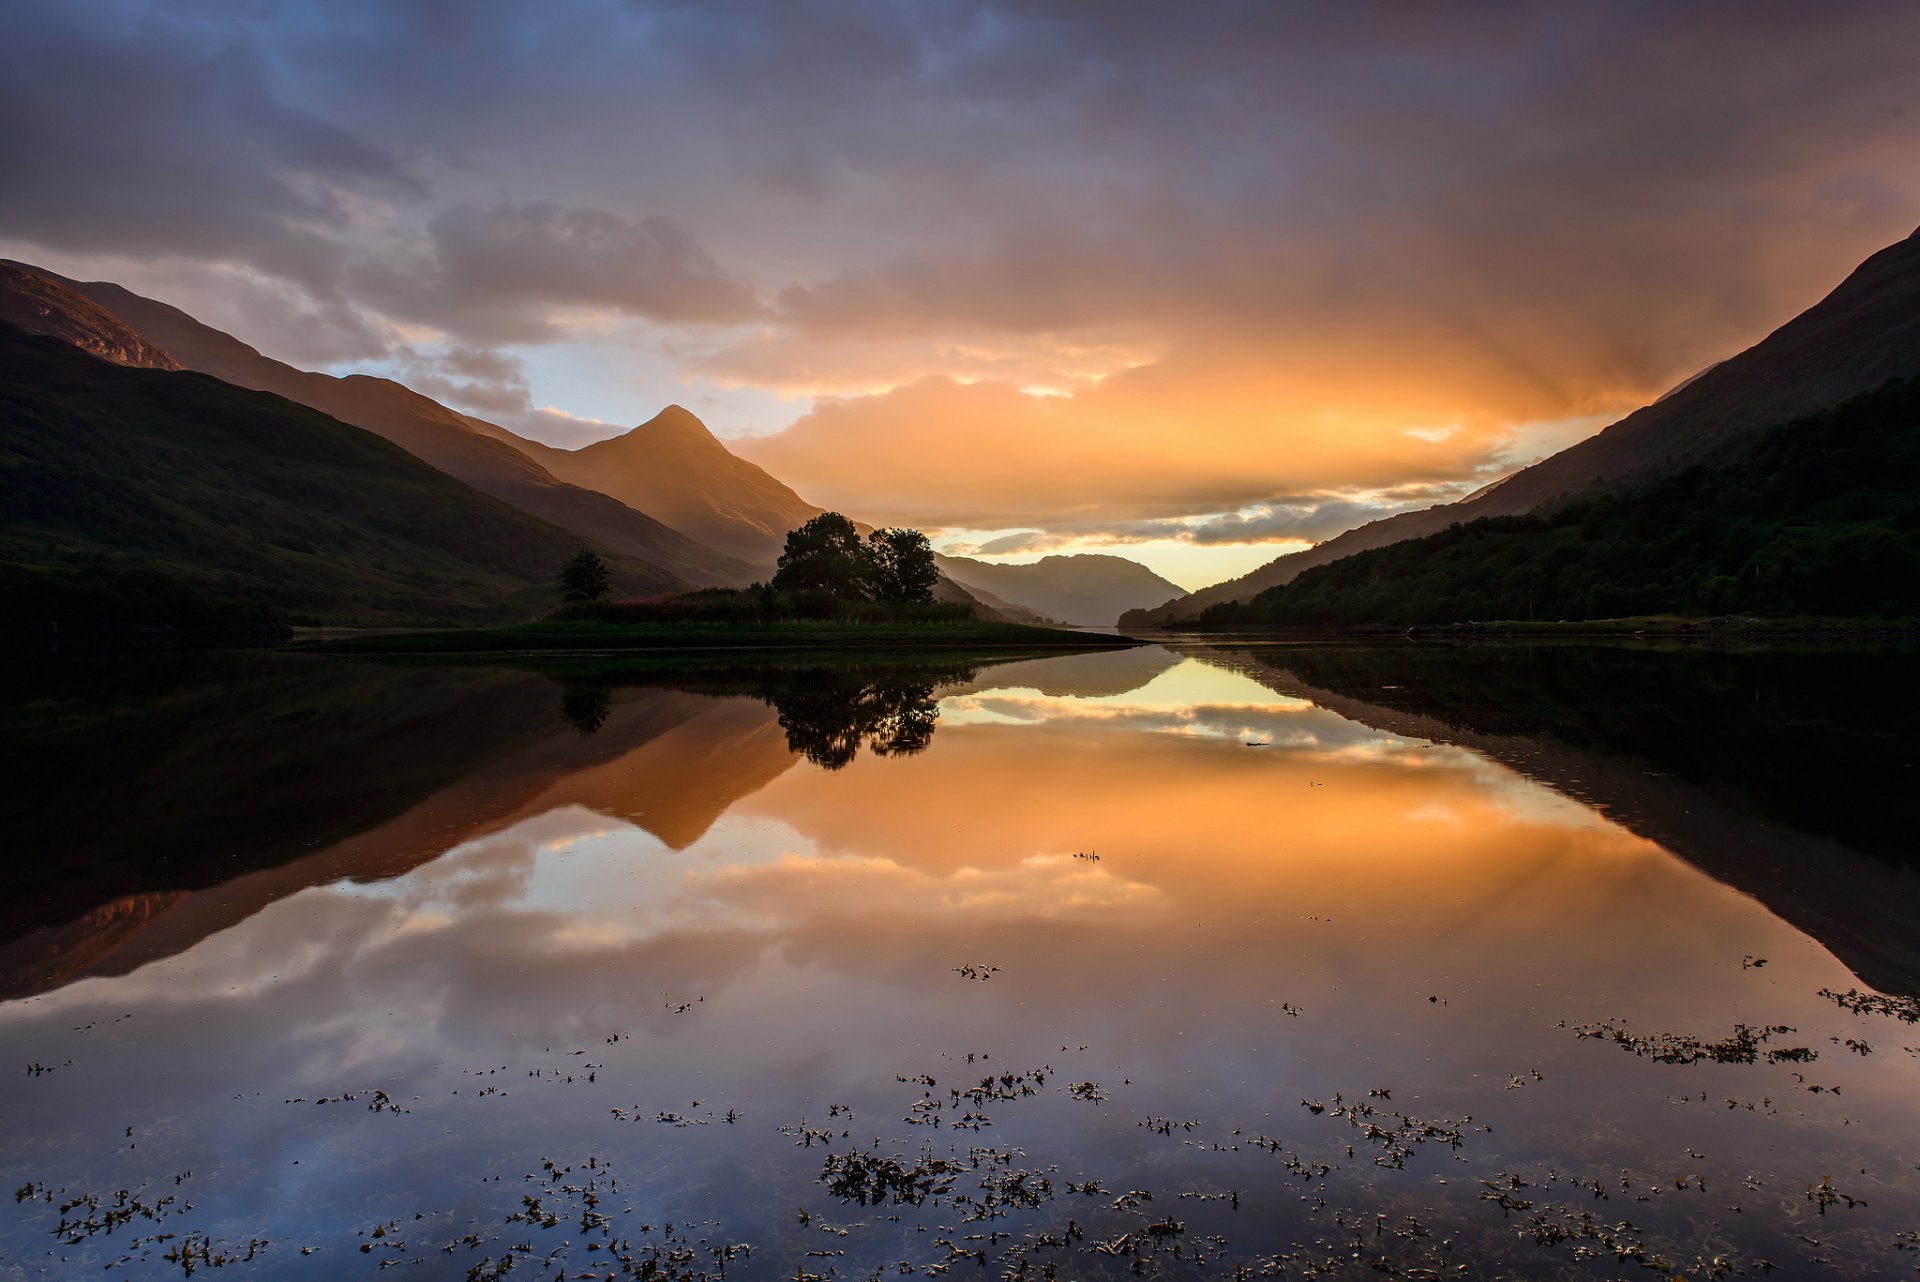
[[308, 616, 1132, 656], [312, 514, 1137, 655], [1195, 378, 1920, 629]]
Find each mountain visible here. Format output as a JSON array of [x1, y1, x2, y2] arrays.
[[4, 262, 754, 588], [1124, 225, 1920, 626], [477, 405, 824, 570], [1201, 377, 1920, 625], [936, 553, 1187, 626], [0, 263, 181, 370], [0, 322, 685, 630], [935, 575, 1059, 625]]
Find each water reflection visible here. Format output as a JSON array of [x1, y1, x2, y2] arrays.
[[2, 647, 1918, 1279], [557, 679, 613, 735]]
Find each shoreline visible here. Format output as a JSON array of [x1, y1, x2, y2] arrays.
[[302, 619, 1143, 657]]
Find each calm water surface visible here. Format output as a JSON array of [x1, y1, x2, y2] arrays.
[[2, 644, 1918, 1279]]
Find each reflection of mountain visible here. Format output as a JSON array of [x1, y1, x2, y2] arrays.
[[0, 684, 790, 997], [942, 644, 1180, 699], [1189, 642, 1920, 994], [519, 695, 797, 847], [0, 655, 1022, 997], [0, 656, 561, 940]]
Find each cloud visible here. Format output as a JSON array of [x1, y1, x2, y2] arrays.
[[357, 201, 767, 342], [946, 490, 1463, 558], [737, 346, 1539, 530], [973, 531, 1051, 555], [4, 0, 1919, 566], [0, 6, 418, 292], [391, 345, 536, 418]]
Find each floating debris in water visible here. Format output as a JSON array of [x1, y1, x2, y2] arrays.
[[1565, 1019, 1817, 1066], [1820, 987, 1920, 1023]]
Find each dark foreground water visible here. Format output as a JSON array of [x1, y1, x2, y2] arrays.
[[2, 643, 1918, 1280]]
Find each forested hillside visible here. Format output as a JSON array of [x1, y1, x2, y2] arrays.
[[1200, 379, 1920, 626]]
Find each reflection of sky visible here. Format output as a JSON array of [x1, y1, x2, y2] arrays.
[[4, 651, 1919, 1278]]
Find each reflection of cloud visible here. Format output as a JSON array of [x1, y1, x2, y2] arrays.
[[694, 851, 1164, 924]]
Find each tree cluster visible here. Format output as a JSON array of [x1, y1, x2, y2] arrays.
[[770, 513, 940, 603]]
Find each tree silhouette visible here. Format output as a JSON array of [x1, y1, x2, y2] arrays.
[[865, 527, 939, 603], [560, 548, 611, 602], [763, 670, 944, 769], [771, 513, 870, 598], [559, 682, 612, 735]]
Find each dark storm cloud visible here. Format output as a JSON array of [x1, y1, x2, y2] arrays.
[[0, 4, 419, 290], [355, 201, 766, 342], [2, 0, 1916, 539]]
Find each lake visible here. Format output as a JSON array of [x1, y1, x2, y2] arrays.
[[2, 641, 1918, 1280]]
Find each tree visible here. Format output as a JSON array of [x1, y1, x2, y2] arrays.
[[865, 527, 939, 602], [772, 513, 870, 598], [560, 548, 611, 602]]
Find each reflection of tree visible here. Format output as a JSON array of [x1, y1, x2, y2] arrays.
[[559, 682, 612, 736], [541, 660, 977, 764], [762, 671, 947, 770]]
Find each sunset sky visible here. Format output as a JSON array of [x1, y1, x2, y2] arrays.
[[5, 1, 1918, 587]]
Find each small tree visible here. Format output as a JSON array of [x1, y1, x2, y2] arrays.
[[772, 513, 870, 598], [560, 548, 611, 602], [865, 527, 939, 602]]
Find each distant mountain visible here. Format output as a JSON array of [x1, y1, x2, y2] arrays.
[[0, 323, 685, 630], [0, 263, 180, 370], [3, 262, 754, 589], [480, 405, 824, 571], [1124, 225, 1920, 626], [938, 553, 1186, 626]]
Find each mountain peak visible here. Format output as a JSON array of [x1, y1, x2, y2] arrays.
[[632, 403, 717, 442]]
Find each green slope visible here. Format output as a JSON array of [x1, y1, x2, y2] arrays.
[[1199, 378, 1920, 627], [0, 323, 685, 632]]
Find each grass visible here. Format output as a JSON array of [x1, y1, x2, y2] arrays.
[[305, 617, 1140, 655]]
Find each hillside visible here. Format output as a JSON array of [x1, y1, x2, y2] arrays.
[[480, 405, 824, 570], [1124, 224, 1920, 626], [937, 553, 1187, 626], [1199, 378, 1920, 626], [0, 323, 684, 631], [3, 263, 754, 588], [0, 263, 180, 371]]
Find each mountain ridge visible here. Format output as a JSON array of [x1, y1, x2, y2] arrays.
[[938, 552, 1186, 627], [3, 262, 756, 590], [0, 322, 684, 628], [490, 405, 825, 571], [1123, 224, 1920, 626]]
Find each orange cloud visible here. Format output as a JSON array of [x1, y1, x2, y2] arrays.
[[737, 330, 1634, 529]]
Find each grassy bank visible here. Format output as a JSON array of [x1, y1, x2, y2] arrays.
[[307, 617, 1138, 656]]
